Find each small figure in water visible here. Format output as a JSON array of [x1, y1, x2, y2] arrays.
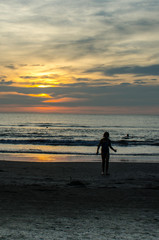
[[96, 131, 117, 175], [122, 134, 129, 139]]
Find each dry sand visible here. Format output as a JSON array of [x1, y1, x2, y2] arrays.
[[0, 160, 159, 240]]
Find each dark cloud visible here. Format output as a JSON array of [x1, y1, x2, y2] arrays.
[[151, 78, 158, 81], [133, 80, 147, 85], [20, 74, 54, 80], [20, 76, 38, 79], [0, 93, 45, 105], [31, 64, 45, 67], [86, 85, 159, 107], [77, 78, 91, 82], [0, 76, 7, 79], [95, 11, 112, 17], [107, 65, 159, 76], [18, 64, 28, 67], [0, 80, 14, 85], [5, 64, 17, 70], [86, 64, 159, 76]]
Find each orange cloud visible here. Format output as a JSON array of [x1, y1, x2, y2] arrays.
[[0, 92, 52, 98], [43, 97, 86, 103], [29, 93, 52, 98]]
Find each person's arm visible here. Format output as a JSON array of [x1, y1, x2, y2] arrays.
[[96, 140, 102, 155], [109, 140, 117, 152], [110, 146, 117, 152]]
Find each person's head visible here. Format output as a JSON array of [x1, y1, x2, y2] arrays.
[[103, 131, 109, 138]]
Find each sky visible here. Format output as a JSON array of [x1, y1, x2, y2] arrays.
[[0, 0, 159, 114]]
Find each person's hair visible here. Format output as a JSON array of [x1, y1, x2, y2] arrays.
[[103, 131, 109, 138]]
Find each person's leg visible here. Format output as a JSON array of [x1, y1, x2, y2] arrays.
[[101, 154, 105, 174], [105, 153, 110, 175]]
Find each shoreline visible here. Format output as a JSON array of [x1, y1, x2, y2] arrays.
[[0, 152, 159, 163]]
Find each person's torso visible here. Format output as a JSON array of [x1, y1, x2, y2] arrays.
[[101, 138, 110, 152]]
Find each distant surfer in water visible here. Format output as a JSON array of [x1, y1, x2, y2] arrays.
[[122, 134, 130, 139], [96, 131, 117, 175]]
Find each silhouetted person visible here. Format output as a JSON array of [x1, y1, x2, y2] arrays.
[[96, 131, 117, 175]]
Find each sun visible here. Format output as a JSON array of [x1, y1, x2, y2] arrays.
[[38, 85, 51, 88]]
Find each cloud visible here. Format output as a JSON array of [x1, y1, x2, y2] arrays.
[[0, 80, 14, 85], [5, 64, 17, 69], [107, 64, 159, 76], [86, 64, 159, 76], [20, 76, 38, 79], [1, 1, 159, 65], [0, 75, 7, 79], [43, 97, 86, 104], [1, 0, 159, 64], [0, 83, 158, 109], [0, 91, 53, 106]]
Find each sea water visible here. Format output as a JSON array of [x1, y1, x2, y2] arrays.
[[0, 113, 158, 162]]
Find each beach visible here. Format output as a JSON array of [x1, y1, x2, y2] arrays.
[[0, 159, 159, 239]]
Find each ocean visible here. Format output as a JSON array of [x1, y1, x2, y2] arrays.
[[0, 113, 159, 162]]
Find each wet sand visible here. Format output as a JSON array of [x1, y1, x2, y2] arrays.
[[0, 161, 159, 239]]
